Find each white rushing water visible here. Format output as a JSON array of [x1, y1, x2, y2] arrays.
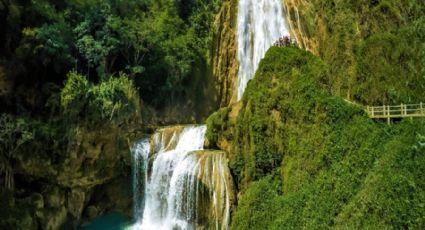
[[131, 125, 234, 230], [237, 0, 290, 100], [132, 139, 150, 220]]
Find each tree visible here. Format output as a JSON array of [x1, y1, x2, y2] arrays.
[[0, 114, 34, 191], [74, 3, 120, 79]]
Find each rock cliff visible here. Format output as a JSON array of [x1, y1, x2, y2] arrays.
[[1, 123, 138, 229], [212, 0, 239, 107]]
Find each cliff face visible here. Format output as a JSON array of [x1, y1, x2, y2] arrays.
[[282, 0, 320, 54], [282, 0, 425, 104], [1, 72, 142, 229], [1, 123, 137, 229], [212, 0, 239, 107]]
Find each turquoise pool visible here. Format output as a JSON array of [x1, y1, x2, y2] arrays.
[[79, 212, 132, 230]]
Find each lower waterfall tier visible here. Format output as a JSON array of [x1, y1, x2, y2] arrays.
[[131, 125, 235, 230]]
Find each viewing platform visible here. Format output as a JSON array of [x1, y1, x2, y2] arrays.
[[366, 103, 425, 124]]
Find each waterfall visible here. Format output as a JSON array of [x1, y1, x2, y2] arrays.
[[237, 0, 290, 100], [129, 1, 290, 228], [131, 125, 234, 230], [132, 139, 150, 220]]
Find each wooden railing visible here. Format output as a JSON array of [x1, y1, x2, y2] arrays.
[[365, 103, 425, 123]]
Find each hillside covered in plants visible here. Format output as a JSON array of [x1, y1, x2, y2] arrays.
[[207, 47, 425, 229]]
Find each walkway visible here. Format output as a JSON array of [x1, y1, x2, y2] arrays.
[[366, 103, 425, 124]]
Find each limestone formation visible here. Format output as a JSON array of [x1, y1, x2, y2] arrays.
[[212, 0, 239, 107]]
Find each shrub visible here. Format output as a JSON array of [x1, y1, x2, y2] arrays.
[[61, 72, 140, 126], [61, 72, 90, 119]]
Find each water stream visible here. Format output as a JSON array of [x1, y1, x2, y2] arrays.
[[237, 0, 290, 99], [131, 126, 234, 230]]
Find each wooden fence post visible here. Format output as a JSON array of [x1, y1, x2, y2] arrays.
[[401, 103, 404, 116], [387, 105, 390, 124], [383, 105, 385, 117]]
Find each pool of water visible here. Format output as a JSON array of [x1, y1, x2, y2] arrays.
[[79, 212, 132, 230]]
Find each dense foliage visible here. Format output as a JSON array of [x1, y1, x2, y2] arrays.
[[0, 0, 220, 112], [207, 47, 425, 229], [294, 0, 425, 105], [61, 72, 140, 125]]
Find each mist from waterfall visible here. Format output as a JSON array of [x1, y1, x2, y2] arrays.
[[237, 0, 290, 100], [130, 125, 234, 230]]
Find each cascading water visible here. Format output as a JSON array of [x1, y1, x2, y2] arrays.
[[132, 139, 150, 220], [237, 0, 290, 100], [131, 125, 234, 230], [129, 1, 290, 228]]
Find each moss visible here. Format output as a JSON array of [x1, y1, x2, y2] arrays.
[[230, 176, 281, 230], [284, 0, 425, 104], [230, 46, 329, 187], [205, 107, 230, 148], [214, 47, 425, 229]]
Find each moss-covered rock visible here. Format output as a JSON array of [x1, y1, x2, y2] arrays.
[[44, 186, 65, 208], [67, 188, 86, 218], [208, 46, 332, 187], [0, 73, 140, 229], [207, 47, 425, 229], [212, 0, 239, 107], [40, 206, 67, 230], [283, 0, 425, 105]]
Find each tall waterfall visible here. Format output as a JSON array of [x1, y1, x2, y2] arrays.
[[131, 125, 234, 230], [237, 0, 290, 100]]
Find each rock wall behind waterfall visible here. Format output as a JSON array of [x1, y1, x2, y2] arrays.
[[212, 0, 292, 106], [212, 0, 239, 107], [282, 0, 320, 54]]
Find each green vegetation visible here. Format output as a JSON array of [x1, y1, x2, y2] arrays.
[[0, 72, 139, 187], [0, 73, 140, 229], [233, 47, 329, 185], [295, 0, 425, 104], [0, 0, 220, 111], [211, 1, 425, 227], [61, 72, 140, 126], [205, 107, 230, 148], [2, 0, 425, 229], [0, 114, 33, 190], [230, 119, 425, 229], [207, 47, 425, 229], [0, 1, 223, 227]]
